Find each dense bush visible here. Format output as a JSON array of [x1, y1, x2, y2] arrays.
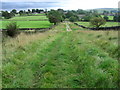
[[6, 22, 19, 37]]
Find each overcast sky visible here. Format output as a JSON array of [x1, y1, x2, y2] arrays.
[[1, 0, 119, 10]]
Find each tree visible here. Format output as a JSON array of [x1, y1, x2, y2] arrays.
[[77, 9, 86, 14], [28, 9, 31, 13], [69, 16, 78, 22], [65, 11, 74, 18], [103, 10, 109, 15], [113, 15, 120, 22], [10, 11, 15, 17], [57, 9, 66, 20], [82, 15, 92, 21], [32, 9, 36, 13], [36, 9, 39, 13], [47, 10, 63, 25], [11, 9, 17, 14], [103, 15, 109, 21], [90, 17, 106, 28], [40, 9, 44, 13], [19, 10, 24, 16], [2, 11, 12, 19]]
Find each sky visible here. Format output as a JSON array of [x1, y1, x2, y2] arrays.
[[1, 0, 119, 11]]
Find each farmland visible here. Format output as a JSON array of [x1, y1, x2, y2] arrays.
[[76, 21, 119, 28], [1, 14, 119, 29], [0, 21, 53, 29], [5, 16, 48, 21], [2, 22, 119, 88], [101, 15, 114, 20], [0, 15, 53, 29]]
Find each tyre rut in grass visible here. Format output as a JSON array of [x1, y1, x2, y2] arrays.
[[34, 32, 81, 88], [2, 32, 64, 88]]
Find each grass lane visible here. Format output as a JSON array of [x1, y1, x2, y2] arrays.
[[37, 32, 80, 88], [2, 22, 119, 88]]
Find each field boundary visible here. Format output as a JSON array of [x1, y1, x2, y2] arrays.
[[74, 23, 120, 30], [1, 28, 51, 31], [1, 24, 57, 31], [3, 19, 48, 21]]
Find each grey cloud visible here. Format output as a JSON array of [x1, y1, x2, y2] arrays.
[[1, 2, 62, 11]]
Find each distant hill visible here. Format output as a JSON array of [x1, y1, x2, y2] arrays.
[[86, 8, 118, 13]]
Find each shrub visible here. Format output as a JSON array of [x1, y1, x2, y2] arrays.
[[90, 17, 106, 29], [103, 16, 109, 21], [6, 22, 19, 37], [113, 15, 120, 22]]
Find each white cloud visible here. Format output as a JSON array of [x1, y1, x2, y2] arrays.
[[2, 0, 69, 2], [65, 0, 119, 10], [1, 0, 119, 10]]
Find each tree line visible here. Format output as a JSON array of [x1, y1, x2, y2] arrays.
[[1, 9, 46, 19]]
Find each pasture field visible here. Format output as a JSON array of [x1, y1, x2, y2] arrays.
[[101, 15, 114, 20], [0, 21, 53, 29], [76, 21, 119, 28], [32, 13, 46, 16], [3, 16, 48, 21], [2, 22, 119, 88]]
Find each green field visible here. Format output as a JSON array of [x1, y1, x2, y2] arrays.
[[0, 21, 53, 29], [32, 13, 46, 16], [0, 15, 53, 29], [2, 22, 119, 88], [3, 16, 48, 21], [101, 15, 114, 20], [76, 21, 119, 28]]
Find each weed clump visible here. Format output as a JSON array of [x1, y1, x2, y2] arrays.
[[108, 37, 117, 40], [96, 35, 102, 38], [6, 22, 19, 37]]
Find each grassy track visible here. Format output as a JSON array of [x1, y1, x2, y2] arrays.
[[2, 22, 119, 88], [0, 21, 53, 29]]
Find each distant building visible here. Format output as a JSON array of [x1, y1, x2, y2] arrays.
[[77, 14, 85, 18]]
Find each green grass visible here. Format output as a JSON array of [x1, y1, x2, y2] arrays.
[[101, 15, 114, 20], [32, 13, 46, 16], [0, 21, 53, 29], [4, 16, 48, 21], [2, 22, 119, 88], [76, 21, 119, 28], [69, 22, 88, 31]]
